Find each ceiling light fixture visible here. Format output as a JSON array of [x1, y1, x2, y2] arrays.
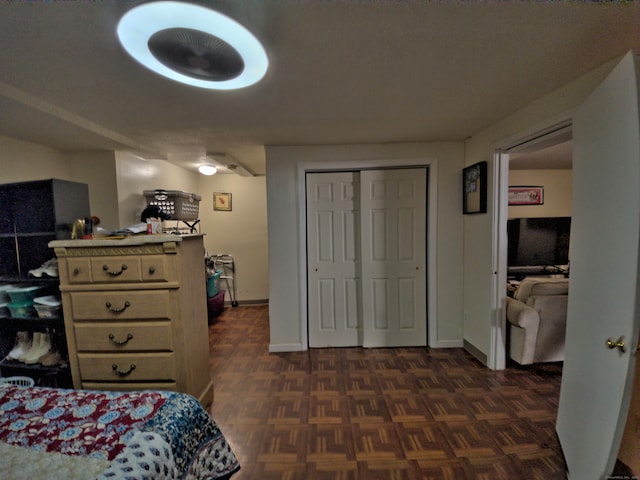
[[198, 163, 218, 176], [117, 1, 269, 90]]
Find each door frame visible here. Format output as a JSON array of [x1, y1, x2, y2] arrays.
[[297, 157, 439, 350], [491, 120, 573, 370]]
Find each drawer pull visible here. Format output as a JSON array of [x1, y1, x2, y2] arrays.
[[105, 301, 131, 313], [73, 268, 80, 275], [148, 266, 156, 274], [112, 363, 136, 376], [108, 333, 133, 345], [103, 264, 128, 276]]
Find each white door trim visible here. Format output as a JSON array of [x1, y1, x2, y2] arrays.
[[297, 158, 439, 350]]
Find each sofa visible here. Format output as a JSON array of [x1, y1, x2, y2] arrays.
[[506, 277, 569, 365]]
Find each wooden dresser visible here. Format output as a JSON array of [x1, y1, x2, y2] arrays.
[[49, 235, 213, 407]]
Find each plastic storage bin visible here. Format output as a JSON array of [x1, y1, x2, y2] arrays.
[[0, 285, 15, 303], [8, 302, 35, 318], [7, 286, 43, 304], [143, 190, 201, 221], [207, 270, 222, 298], [33, 295, 62, 318]]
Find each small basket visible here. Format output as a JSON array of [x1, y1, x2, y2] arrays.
[[0, 376, 35, 387], [143, 190, 201, 221]]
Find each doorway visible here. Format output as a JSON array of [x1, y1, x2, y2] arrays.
[[306, 167, 428, 348], [493, 124, 573, 371]]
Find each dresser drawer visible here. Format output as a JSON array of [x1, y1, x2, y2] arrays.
[[70, 290, 172, 320], [65, 255, 171, 284], [82, 381, 178, 392], [77, 352, 176, 381], [74, 321, 173, 352]]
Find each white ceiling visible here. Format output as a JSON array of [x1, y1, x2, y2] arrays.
[[1, 1, 638, 175]]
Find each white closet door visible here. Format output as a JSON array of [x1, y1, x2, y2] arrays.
[[360, 168, 427, 347], [307, 172, 361, 347]]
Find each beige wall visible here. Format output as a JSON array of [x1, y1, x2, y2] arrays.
[[1, 136, 72, 182], [197, 174, 269, 302], [265, 142, 464, 352], [0, 137, 119, 228], [462, 56, 619, 363], [114, 152, 199, 228], [508, 169, 572, 219]]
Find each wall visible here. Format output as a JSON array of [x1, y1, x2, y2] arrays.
[[197, 173, 269, 303], [462, 56, 618, 364], [265, 142, 464, 352], [1, 136, 72, 182], [114, 152, 199, 228], [508, 169, 572, 219], [0, 137, 119, 228]]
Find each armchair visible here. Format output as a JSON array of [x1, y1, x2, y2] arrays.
[[506, 277, 569, 365]]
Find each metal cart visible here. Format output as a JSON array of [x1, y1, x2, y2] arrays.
[[206, 254, 238, 307]]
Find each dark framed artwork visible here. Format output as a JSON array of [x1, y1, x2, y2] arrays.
[[462, 161, 487, 214]]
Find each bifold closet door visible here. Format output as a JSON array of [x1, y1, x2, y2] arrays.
[[307, 172, 361, 347], [307, 168, 427, 348], [360, 168, 427, 347]]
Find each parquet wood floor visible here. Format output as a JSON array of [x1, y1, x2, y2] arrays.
[[208, 305, 567, 480]]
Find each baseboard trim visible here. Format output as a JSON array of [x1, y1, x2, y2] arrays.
[[431, 339, 464, 348], [463, 339, 488, 366], [269, 343, 304, 353], [224, 299, 269, 306]]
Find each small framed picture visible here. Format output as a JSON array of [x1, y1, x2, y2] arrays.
[[462, 161, 487, 214], [213, 192, 232, 211], [508, 186, 544, 206]]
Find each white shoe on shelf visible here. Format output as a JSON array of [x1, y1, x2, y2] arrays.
[[18, 332, 41, 362], [28, 258, 58, 278], [24, 333, 51, 364], [6, 331, 32, 360]]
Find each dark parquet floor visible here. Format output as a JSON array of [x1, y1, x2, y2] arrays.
[[208, 305, 567, 480]]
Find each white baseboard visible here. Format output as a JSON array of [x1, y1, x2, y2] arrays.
[[268, 343, 305, 353], [431, 339, 464, 348]]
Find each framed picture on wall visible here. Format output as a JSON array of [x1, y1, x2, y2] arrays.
[[508, 186, 544, 205], [462, 161, 487, 214], [213, 192, 232, 211]]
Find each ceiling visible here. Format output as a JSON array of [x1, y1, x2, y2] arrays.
[[1, 1, 638, 176]]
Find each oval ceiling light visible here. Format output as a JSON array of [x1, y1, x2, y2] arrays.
[[117, 1, 268, 90], [198, 164, 218, 176]]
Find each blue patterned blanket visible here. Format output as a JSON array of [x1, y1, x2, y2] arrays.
[[0, 385, 239, 480]]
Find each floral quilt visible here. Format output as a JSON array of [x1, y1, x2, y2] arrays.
[[0, 385, 239, 480]]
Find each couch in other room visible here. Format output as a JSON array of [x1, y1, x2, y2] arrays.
[[506, 277, 569, 365]]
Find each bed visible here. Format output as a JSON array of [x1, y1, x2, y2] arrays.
[[0, 383, 240, 480]]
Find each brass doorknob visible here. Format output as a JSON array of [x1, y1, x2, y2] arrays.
[[606, 336, 626, 353]]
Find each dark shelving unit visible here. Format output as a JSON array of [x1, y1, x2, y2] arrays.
[[0, 179, 89, 387]]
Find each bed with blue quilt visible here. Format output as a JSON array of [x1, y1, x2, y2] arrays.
[[0, 384, 240, 480]]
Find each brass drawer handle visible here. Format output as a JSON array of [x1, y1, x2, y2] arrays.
[[105, 301, 131, 313], [112, 363, 136, 376], [108, 333, 133, 345], [103, 264, 128, 276]]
